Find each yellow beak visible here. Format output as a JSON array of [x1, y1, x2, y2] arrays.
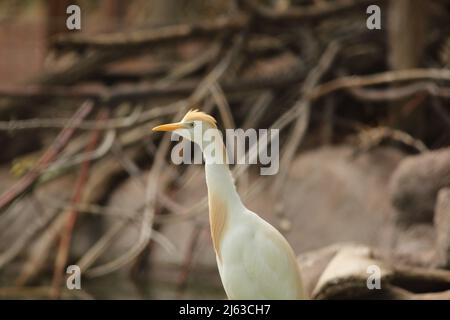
[[152, 122, 184, 132]]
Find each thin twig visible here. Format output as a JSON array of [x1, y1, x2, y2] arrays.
[[0, 66, 309, 106], [51, 109, 109, 299], [176, 222, 206, 298], [158, 43, 221, 86], [46, 129, 116, 173], [0, 100, 94, 212], [309, 68, 450, 100], [239, 0, 382, 22], [210, 82, 235, 129], [349, 81, 450, 101], [242, 92, 273, 129], [53, 16, 248, 51], [0, 198, 58, 269], [355, 126, 428, 153], [272, 41, 340, 217], [0, 102, 179, 131]]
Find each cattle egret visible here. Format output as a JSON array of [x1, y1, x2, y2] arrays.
[[153, 109, 306, 299]]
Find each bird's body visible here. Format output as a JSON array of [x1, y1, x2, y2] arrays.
[[217, 209, 305, 299], [205, 158, 305, 299], [153, 110, 306, 300]]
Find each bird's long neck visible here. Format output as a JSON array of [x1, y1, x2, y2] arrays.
[[201, 134, 244, 260], [202, 137, 244, 215]]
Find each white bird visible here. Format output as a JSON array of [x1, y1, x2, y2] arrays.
[[153, 109, 306, 300]]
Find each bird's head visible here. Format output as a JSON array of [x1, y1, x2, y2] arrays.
[[152, 109, 218, 146]]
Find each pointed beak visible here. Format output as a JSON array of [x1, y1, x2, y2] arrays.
[[152, 122, 184, 132]]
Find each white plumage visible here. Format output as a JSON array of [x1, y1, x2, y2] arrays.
[[153, 110, 306, 300]]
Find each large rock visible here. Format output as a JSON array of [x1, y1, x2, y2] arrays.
[[304, 243, 450, 300], [434, 188, 450, 267], [249, 146, 404, 253], [390, 148, 450, 224]]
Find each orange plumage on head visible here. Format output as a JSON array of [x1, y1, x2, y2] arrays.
[[182, 109, 217, 128]]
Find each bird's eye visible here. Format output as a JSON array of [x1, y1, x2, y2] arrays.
[[188, 122, 195, 128]]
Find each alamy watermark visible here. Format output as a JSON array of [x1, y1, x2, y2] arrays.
[[65, 4, 381, 32], [366, 264, 381, 290], [366, 5, 381, 30], [169, 123, 279, 176], [66, 265, 81, 290], [66, 5, 81, 30]]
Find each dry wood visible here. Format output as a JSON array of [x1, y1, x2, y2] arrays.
[[0, 101, 94, 211], [53, 15, 247, 51], [51, 109, 109, 299]]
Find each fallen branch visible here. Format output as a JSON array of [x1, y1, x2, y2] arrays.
[[0, 95, 179, 132], [0, 69, 307, 106], [239, 0, 382, 22], [53, 16, 248, 51], [309, 68, 450, 100], [349, 81, 450, 101]]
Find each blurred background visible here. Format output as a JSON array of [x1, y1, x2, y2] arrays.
[[0, 0, 450, 299]]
